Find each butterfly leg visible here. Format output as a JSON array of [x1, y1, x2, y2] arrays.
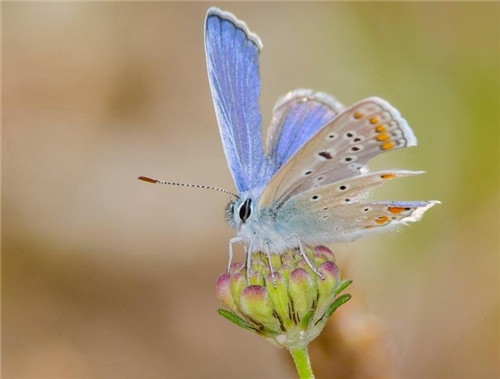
[[295, 235, 326, 280], [264, 241, 277, 286], [245, 238, 256, 282], [228, 237, 242, 273]]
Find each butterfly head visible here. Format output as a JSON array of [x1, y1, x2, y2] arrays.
[[225, 196, 254, 230]]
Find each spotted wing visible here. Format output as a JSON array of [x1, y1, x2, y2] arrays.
[[275, 170, 439, 243], [259, 97, 417, 207]]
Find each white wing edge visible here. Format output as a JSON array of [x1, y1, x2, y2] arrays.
[[206, 7, 263, 50]]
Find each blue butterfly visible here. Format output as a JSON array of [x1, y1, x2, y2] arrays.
[[204, 7, 438, 269]]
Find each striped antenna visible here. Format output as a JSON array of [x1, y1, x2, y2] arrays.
[[138, 176, 238, 198]]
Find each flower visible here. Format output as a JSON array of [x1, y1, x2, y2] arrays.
[[215, 246, 352, 350]]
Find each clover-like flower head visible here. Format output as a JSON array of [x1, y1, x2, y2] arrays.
[[216, 246, 351, 349]]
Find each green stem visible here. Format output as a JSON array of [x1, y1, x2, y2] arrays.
[[289, 345, 315, 379]]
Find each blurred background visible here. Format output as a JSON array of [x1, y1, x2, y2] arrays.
[[3, 2, 499, 378]]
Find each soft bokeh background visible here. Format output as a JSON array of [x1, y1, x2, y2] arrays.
[[3, 2, 499, 378]]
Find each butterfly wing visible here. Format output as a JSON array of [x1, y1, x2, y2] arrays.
[[265, 89, 345, 169], [275, 170, 439, 243], [205, 8, 269, 193], [259, 97, 417, 207]]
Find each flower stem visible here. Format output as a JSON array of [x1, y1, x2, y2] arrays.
[[289, 345, 315, 379]]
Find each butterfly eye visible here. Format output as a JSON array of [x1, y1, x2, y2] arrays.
[[238, 198, 252, 222]]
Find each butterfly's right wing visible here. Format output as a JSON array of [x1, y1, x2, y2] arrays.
[[205, 8, 268, 193], [265, 89, 345, 170], [275, 170, 439, 243], [259, 97, 417, 207]]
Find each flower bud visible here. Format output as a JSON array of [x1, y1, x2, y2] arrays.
[[215, 247, 351, 349]]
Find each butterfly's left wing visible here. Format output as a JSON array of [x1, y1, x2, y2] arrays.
[[275, 170, 439, 243], [265, 89, 345, 170], [205, 8, 269, 193]]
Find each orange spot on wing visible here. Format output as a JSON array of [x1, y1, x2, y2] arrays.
[[354, 111, 364, 119], [369, 117, 379, 124], [388, 207, 406, 214], [381, 173, 397, 179], [375, 125, 386, 133], [376, 133, 391, 141], [375, 216, 390, 224], [382, 141, 396, 150]]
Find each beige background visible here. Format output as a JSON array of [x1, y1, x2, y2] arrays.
[[3, 2, 499, 378]]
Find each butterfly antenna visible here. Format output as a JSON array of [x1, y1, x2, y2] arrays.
[[138, 176, 239, 198]]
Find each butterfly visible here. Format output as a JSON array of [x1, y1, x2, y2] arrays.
[[202, 7, 438, 270]]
